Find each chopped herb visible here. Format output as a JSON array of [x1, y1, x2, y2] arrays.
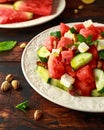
[[50, 31, 61, 39], [88, 40, 99, 45], [0, 41, 17, 51], [70, 27, 78, 34], [100, 32, 104, 37], [86, 35, 92, 44], [77, 34, 86, 42], [98, 50, 104, 60], [77, 34, 97, 45], [16, 100, 29, 112]]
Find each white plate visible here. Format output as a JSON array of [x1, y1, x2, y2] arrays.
[[0, 0, 65, 28], [21, 22, 104, 112]]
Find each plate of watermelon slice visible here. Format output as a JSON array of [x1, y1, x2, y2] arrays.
[[21, 20, 104, 112], [0, 0, 66, 28]]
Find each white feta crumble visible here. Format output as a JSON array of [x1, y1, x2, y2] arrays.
[[97, 39, 104, 51], [83, 19, 93, 28], [60, 73, 75, 88], [78, 42, 89, 53]]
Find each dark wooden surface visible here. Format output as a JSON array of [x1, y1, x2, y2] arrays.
[[1, 0, 104, 130]]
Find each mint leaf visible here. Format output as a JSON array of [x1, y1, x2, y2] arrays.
[[16, 100, 29, 112], [100, 32, 104, 37], [98, 50, 104, 60], [70, 27, 78, 34], [77, 34, 86, 42], [0, 41, 17, 51], [88, 40, 99, 45], [86, 35, 92, 44], [50, 31, 61, 39], [77, 34, 95, 45]]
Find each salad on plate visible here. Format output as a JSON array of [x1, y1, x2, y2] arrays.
[[36, 19, 104, 97]]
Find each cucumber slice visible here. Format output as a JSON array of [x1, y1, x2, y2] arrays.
[[71, 52, 92, 70], [91, 89, 104, 97], [94, 69, 104, 93], [36, 66, 51, 83], [50, 78, 72, 91], [37, 46, 50, 62]]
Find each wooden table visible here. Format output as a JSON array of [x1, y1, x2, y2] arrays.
[[0, 0, 104, 129]]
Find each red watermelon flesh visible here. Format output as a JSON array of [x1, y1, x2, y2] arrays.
[[0, 0, 16, 3], [0, 5, 33, 24], [14, 0, 53, 16]]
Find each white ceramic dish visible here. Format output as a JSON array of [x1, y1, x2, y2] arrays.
[[0, 0, 65, 28], [21, 22, 104, 112]]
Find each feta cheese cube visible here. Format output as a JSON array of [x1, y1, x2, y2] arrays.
[[97, 39, 104, 51], [83, 19, 93, 28], [64, 31, 76, 41], [78, 42, 89, 53], [60, 73, 75, 88], [52, 48, 61, 56]]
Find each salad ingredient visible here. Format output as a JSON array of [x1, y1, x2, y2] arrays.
[[36, 66, 51, 83], [0, 41, 17, 51], [50, 31, 61, 39], [88, 45, 98, 69], [57, 37, 73, 49], [37, 46, 50, 62], [81, 0, 95, 4], [76, 65, 95, 84], [98, 50, 104, 60], [60, 22, 70, 36], [64, 30, 77, 42], [5, 74, 14, 82], [83, 19, 93, 28], [44, 36, 58, 52], [50, 78, 69, 91], [70, 52, 93, 70], [79, 27, 99, 41], [34, 109, 43, 121], [91, 89, 104, 97], [73, 79, 95, 96], [97, 60, 103, 68], [97, 39, 104, 51], [73, 23, 85, 32], [1, 81, 11, 92], [11, 80, 20, 90], [16, 100, 29, 112], [60, 73, 75, 88], [61, 49, 74, 64], [48, 54, 65, 79], [14, 0, 53, 16], [94, 69, 104, 93], [65, 64, 76, 77], [78, 42, 89, 52]]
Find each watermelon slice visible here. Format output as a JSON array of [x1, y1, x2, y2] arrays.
[[14, 0, 53, 16], [0, 0, 16, 3], [0, 4, 33, 24]]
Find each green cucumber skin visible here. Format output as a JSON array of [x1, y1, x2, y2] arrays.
[[94, 68, 104, 94], [49, 78, 69, 91], [37, 46, 50, 62], [91, 89, 104, 97], [36, 66, 51, 83], [71, 52, 93, 70]]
